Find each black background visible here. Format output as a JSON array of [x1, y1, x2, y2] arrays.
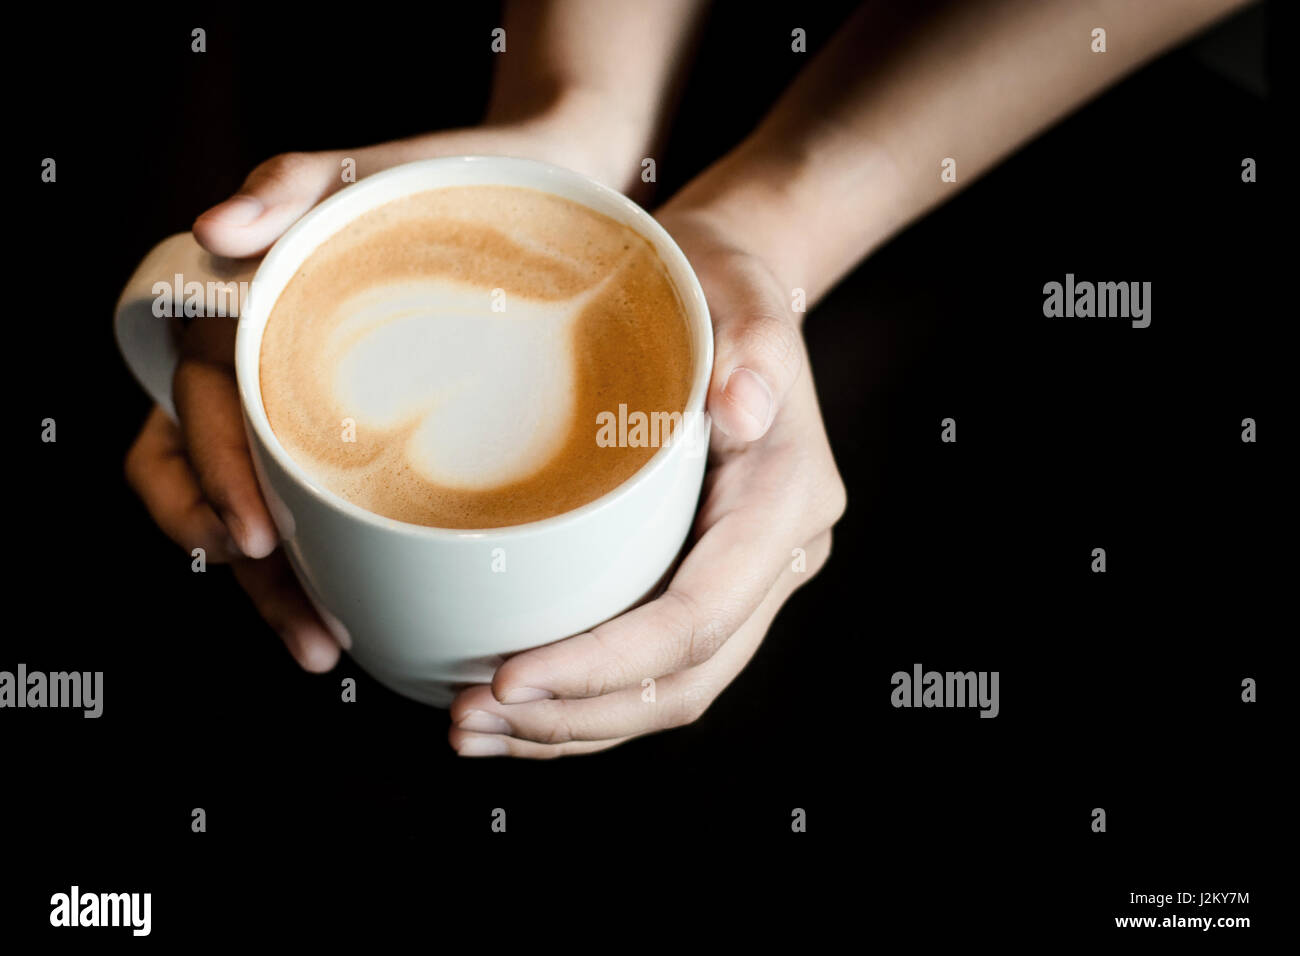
[[5, 0, 1282, 942]]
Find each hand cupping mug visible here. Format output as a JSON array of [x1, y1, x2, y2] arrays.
[[116, 157, 713, 706]]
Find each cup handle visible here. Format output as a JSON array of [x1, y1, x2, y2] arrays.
[[113, 232, 260, 420]]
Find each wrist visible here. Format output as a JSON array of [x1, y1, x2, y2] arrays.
[[486, 85, 653, 195], [659, 141, 811, 296], [662, 129, 908, 306]]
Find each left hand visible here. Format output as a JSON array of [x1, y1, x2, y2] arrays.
[[448, 208, 847, 757]]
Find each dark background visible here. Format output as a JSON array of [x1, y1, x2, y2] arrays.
[[6, 0, 1282, 941]]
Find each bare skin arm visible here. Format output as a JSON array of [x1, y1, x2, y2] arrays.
[[667, 0, 1255, 308]]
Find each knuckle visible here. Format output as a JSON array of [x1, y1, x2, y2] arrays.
[[808, 531, 833, 576], [659, 698, 691, 730], [674, 684, 714, 727], [664, 589, 727, 668], [802, 464, 847, 529], [697, 618, 730, 665], [585, 628, 635, 697], [823, 474, 848, 525], [252, 150, 315, 186], [740, 309, 802, 382], [538, 706, 577, 745]]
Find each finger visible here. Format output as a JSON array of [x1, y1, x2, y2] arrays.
[[456, 675, 694, 746], [461, 532, 832, 746], [705, 253, 803, 442], [193, 151, 341, 258], [449, 719, 635, 759], [695, 529, 832, 678], [491, 506, 801, 704], [231, 550, 341, 673], [124, 406, 241, 562], [173, 320, 278, 559]]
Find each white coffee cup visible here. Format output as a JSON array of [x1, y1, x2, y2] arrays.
[[115, 156, 713, 706]]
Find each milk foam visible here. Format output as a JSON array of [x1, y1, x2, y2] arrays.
[[260, 185, 693, 529], [331, 278, 599, 487]]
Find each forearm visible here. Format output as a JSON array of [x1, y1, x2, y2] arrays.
[[664, 0, 1253, 305], [485, 0, 707, 181], [342, 0, 704, 195]]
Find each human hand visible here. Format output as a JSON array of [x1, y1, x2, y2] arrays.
[[125, 108, 656, 673], [448, 206, 846, 757]]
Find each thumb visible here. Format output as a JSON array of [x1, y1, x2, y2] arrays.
[[704, 256, 803, 442], [193, 151, 342, 258]]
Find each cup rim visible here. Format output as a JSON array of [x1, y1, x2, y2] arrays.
[[234, 155, 713, 541]]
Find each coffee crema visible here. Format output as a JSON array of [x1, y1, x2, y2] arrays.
[[260, 185, 693, 529]]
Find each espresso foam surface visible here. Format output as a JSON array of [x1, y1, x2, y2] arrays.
[[260, 185, 693, 529]]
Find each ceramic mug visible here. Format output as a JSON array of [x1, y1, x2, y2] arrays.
[[115, 156, 713, 706]]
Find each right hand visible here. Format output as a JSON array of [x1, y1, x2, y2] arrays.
[[125, 115, 650, 673]]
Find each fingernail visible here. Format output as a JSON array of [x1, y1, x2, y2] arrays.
[[223, 511, 277, 560], [500, 687, 552, 704], [458, 710, 512, 734], [722, 367, 774, 435], [297, 635, 339, 674], [200, 195, 264, 226], [457, 736, 509, 757]]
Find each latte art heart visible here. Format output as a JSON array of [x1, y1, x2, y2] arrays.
[[331, 278, 608, 488], [260, 185, 693, 529]]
